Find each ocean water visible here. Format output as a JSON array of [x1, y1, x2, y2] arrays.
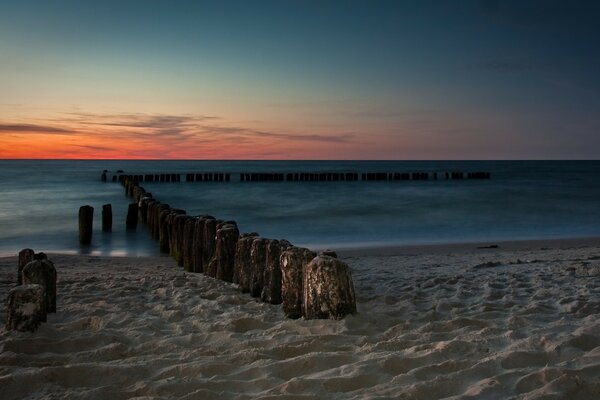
[[1, 160, 599, 257]]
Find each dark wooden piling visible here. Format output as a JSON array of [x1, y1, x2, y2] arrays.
[[153, 204, 170, 240], [22, 259, 57, 315], [281, 247, 316, 319], [191, 217, 208, 273], [159, 209, 184, 253], [102, 204, 112, 232], [261, 239, 292, 304], [303, 255, 356, 320], [138, 196, 152, 224], [126, 203, 138, 230], [182, 217, 197, 272], [78, 205, 94, 245], [210, 222, 240, 282], [17, 248, 35, 285], [233, 233, 259, 291], [170, 214, 190, 265], [202, 218, 221, 277], [249, 237, 268, 298], [6, 285, 46, 332]]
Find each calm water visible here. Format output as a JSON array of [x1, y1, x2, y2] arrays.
[[1, 160, 599, 257]]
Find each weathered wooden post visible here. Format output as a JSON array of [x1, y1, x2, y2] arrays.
[[154, 204, 171, 240], [126, 203, 138, 230], [249, 237, 268, 297], [303, 255, 356, 319], [202, 218, 219, 276], [280, 247, 316, 319], [158, 208, 174, 253], [233, 233, 259, 291], [138, 196, 151, 223], [22, 259, 57, 315], [17, 248, 35, 285], [210, 222, 240, 282], [192, 217, 206, 273], [6, 285, 47, 332], [78, 205, 94, 245], [170, 214, 190, 266], [102, 204, 112, 232], [261, 239, 291, 304], [182, 217, 197, 272]]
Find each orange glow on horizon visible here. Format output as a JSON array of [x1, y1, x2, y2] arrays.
[[0, 118, 370, 160]]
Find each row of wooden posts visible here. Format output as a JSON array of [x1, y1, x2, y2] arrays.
[[6, 249, 57, 332], [101, 170, 491, 183], [77, 177, 357, 320]]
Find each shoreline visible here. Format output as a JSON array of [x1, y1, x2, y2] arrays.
[[334, 235, 600, 257], [2, 235, 599, 260]]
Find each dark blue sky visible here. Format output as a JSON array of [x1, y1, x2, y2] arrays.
[[1, 0, 599, 159]]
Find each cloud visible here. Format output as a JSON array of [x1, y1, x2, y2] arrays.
[[57, 112, 359, 145], [73, 144, 116, 152], [0, 111, 362, 160], [0, 123, 74, 134], [199, 125, 355, 143]]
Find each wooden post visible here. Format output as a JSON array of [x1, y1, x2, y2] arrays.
[[202, 217, 218, 275], [211, 222, 240, 282], [261, 239, 292, 304], [17, 248, 35, 285], [170, 214, 189, 266], [79, 205, 94, 245], [6, 285, 47, 332], [22, 259, 57, 314], [303, 255, 356, 319], [192, 217, 207, 273], [233, 232, 259, 291], [281, 247, 316, 319], [249, 237, 268, 298], [126, 203, 138, 230], [182, 217, 196, 272], [102, 204, 112, 232]]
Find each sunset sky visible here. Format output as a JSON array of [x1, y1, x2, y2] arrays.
[[1, 0, 599, 159]]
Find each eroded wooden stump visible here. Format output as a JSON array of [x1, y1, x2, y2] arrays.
[[17, 248, 35, 285], [281, 247, 316, 319], [303, 255, 356, 320], [126, 203, 138, 230], [78, 205, 94, 245], [192, 217, 209, 273], [22, 259, 57, 315], [233, 233, 259, 291], [102, 204, 112, 232], [211, 222, 240, 282], [261, 239, 292, 304], [182, 217, 197, 272], [202, 218, 219, 276], [170, 214, 190, 266], [249, 237, 268, 297], [7, 284, 47, 332]]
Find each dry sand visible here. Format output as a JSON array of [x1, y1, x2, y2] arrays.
[[1, 241, 600, 399]]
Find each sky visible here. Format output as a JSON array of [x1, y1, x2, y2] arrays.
[[1, 0, 599, 159]]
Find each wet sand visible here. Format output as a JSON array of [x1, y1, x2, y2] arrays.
[[1, 239, 600, 399]]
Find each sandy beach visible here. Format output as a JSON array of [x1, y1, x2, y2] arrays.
[[1, 240, 600, 399]]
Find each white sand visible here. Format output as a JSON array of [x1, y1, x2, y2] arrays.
[[1, 242, 600, 399]]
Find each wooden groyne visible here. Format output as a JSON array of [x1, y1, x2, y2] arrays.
[[104, 171, 491, 183], [119, 176, 356, 320]]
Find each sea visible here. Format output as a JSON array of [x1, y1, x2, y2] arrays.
[[1, 160, 599, 257]]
